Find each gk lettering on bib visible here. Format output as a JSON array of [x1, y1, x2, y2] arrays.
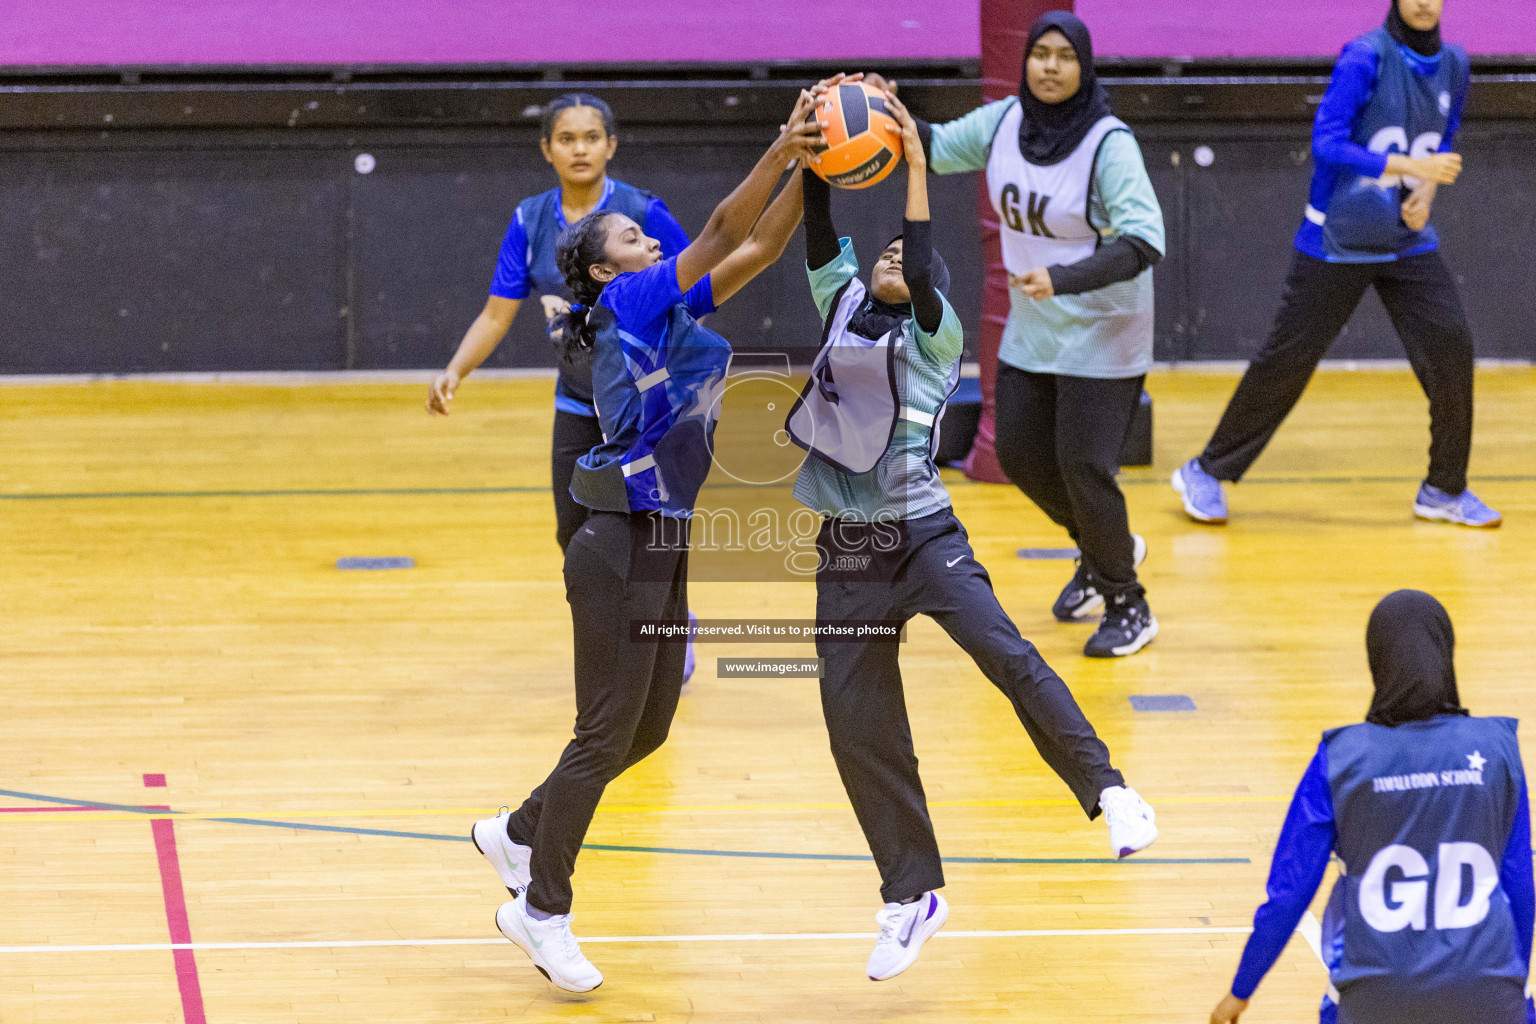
[[985, 105, 1130, 275]]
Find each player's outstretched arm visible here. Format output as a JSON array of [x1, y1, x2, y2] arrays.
[[675, 91, 820, 293], [796, 72, 868, 273], [428, 295, 519, 415], [1208, 993, 1249, 1023], [885, 91, 945, 339], [801, 166, 840, 273], [886, 91, 928, 220], [710, 165, 806, 305]]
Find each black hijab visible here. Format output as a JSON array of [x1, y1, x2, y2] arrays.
[[1365, 590, 1469, 727], [848, 238, 951, 341], [1386, 0, 1442, 58], [1018, 11, 1115, 166]]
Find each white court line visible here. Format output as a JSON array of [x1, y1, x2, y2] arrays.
[[1298, 910, 1326, 965], [0, 925, 1259, 955], [1302, 909, 1344, 1003]]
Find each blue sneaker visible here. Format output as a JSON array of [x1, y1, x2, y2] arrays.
[[1413, 483, 1501, 528], [682, 610, 698, 684], [1171, 458, 1228, 524]]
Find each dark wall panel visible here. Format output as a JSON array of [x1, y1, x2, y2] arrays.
[[1182, 132, 1321, 360], [1433, 130, 1536, 359], [350, 140, 553, 370], [0, 147, 346, 371], [1154, 124, 1536, 362], [1136, 137, 1187, 363], [0, 73, 1532, 374]]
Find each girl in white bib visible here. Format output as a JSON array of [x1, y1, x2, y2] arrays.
[[788, 82, 1159, 984], [917, 11, 1166, 658]]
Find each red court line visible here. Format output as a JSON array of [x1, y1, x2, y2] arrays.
[[146, 782, 207, 1024]]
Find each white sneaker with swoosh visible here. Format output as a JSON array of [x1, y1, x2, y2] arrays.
[[496, 892, 604, 992], [866, 890, 949, 981], [471, 807, 532, 895]]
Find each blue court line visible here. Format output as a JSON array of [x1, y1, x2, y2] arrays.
[[210, 816, 471, 842], [0, 787, 164, 814], [0, 787, 1246, 865], [3, 473, 1536, 503]]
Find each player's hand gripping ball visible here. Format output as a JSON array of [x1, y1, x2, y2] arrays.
[[805, 82, 905, 189]]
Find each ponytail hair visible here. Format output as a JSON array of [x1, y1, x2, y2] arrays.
[[540, 92, 617, 140], [553, 211, 614, 354]]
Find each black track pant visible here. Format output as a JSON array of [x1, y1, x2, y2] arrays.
[[1199, 249, 1474, 494], [551, 409, 605, 552], [993, 366, 1146, 601], [815, 509, 1124, 903], [507, 511, 689, 914], [1334, 976, 1526, 1024]]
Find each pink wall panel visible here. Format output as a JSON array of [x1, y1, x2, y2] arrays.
[[0, 1, 979, 66], [7, 4, 1525, 72], [1077, 0, 1532, 57]]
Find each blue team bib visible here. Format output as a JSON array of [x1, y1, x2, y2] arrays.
[[1320, 715, 1527, 1003], [1322, 29, 1467, 261], [520, 181, 660, 409], [571, 303, 731, 517]]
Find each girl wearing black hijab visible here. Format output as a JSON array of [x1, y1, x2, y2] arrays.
[[1173, 0, 1498, 531], [787, 78, 1158, 982], [1211, 590, 1533, 1024], [915, 11, 1167, 659]]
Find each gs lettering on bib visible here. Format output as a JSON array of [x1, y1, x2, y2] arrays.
[[986, 104, 1131, 276]]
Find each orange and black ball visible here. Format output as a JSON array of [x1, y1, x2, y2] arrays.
[[806, 82, 905, 190]]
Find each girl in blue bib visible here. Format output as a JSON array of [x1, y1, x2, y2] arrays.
[[426, 93, 691, 550], [1173, 0, 1498, 531], [1211, 591, 1533, 1024], [467, 90, 822, 994]]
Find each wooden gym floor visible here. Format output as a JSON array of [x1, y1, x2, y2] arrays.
[[2, 365, 1534, 1023]]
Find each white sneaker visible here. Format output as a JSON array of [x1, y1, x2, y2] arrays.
[[471, 808, 532, 895], [496, 892, 603, 993], [1131, 533, 1147, 569], [866, 890, 948, 981], [1100, 786, 1158, 858]]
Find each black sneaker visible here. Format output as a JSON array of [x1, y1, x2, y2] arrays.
[[1052, 560, 1103, 621], [1084, 594, 1158, 658]]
